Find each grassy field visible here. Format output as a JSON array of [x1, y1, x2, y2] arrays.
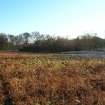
[[0, 52, 105, 105]]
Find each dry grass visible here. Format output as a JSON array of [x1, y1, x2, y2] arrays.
[[0, 52, 105, 105]]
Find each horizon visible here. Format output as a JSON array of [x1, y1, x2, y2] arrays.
[[0, 0, 105, 38]]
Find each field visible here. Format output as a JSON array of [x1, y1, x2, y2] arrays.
[[0, 52, 105, 105]]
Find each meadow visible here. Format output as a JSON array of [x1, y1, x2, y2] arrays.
[[0, 52, 105, 105]]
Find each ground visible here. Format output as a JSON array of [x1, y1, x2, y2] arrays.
[[0, 52, 105, 105]]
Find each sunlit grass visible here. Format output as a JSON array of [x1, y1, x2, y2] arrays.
[[0, 53, 105, 105]]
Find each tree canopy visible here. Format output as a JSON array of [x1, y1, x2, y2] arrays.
[[0, 32, 105, 53]]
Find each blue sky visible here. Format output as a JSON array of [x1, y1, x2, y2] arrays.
[[0, 0, 105, 38]]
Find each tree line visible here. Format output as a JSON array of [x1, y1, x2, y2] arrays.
[[0, 32, 105, 52]]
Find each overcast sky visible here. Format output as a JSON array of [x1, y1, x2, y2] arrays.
[[0, 0, 105, 38]]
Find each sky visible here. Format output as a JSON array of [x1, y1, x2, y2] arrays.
[[0, 0, 105, 38]]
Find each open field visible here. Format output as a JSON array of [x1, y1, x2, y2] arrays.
[[60, 51, 105, 58], [0, 52, 105, 105]]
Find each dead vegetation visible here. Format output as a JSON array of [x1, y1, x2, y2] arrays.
[[0, 53, 105, 105]]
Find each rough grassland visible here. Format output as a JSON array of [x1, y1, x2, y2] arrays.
[[0, 52, 105, 105]]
